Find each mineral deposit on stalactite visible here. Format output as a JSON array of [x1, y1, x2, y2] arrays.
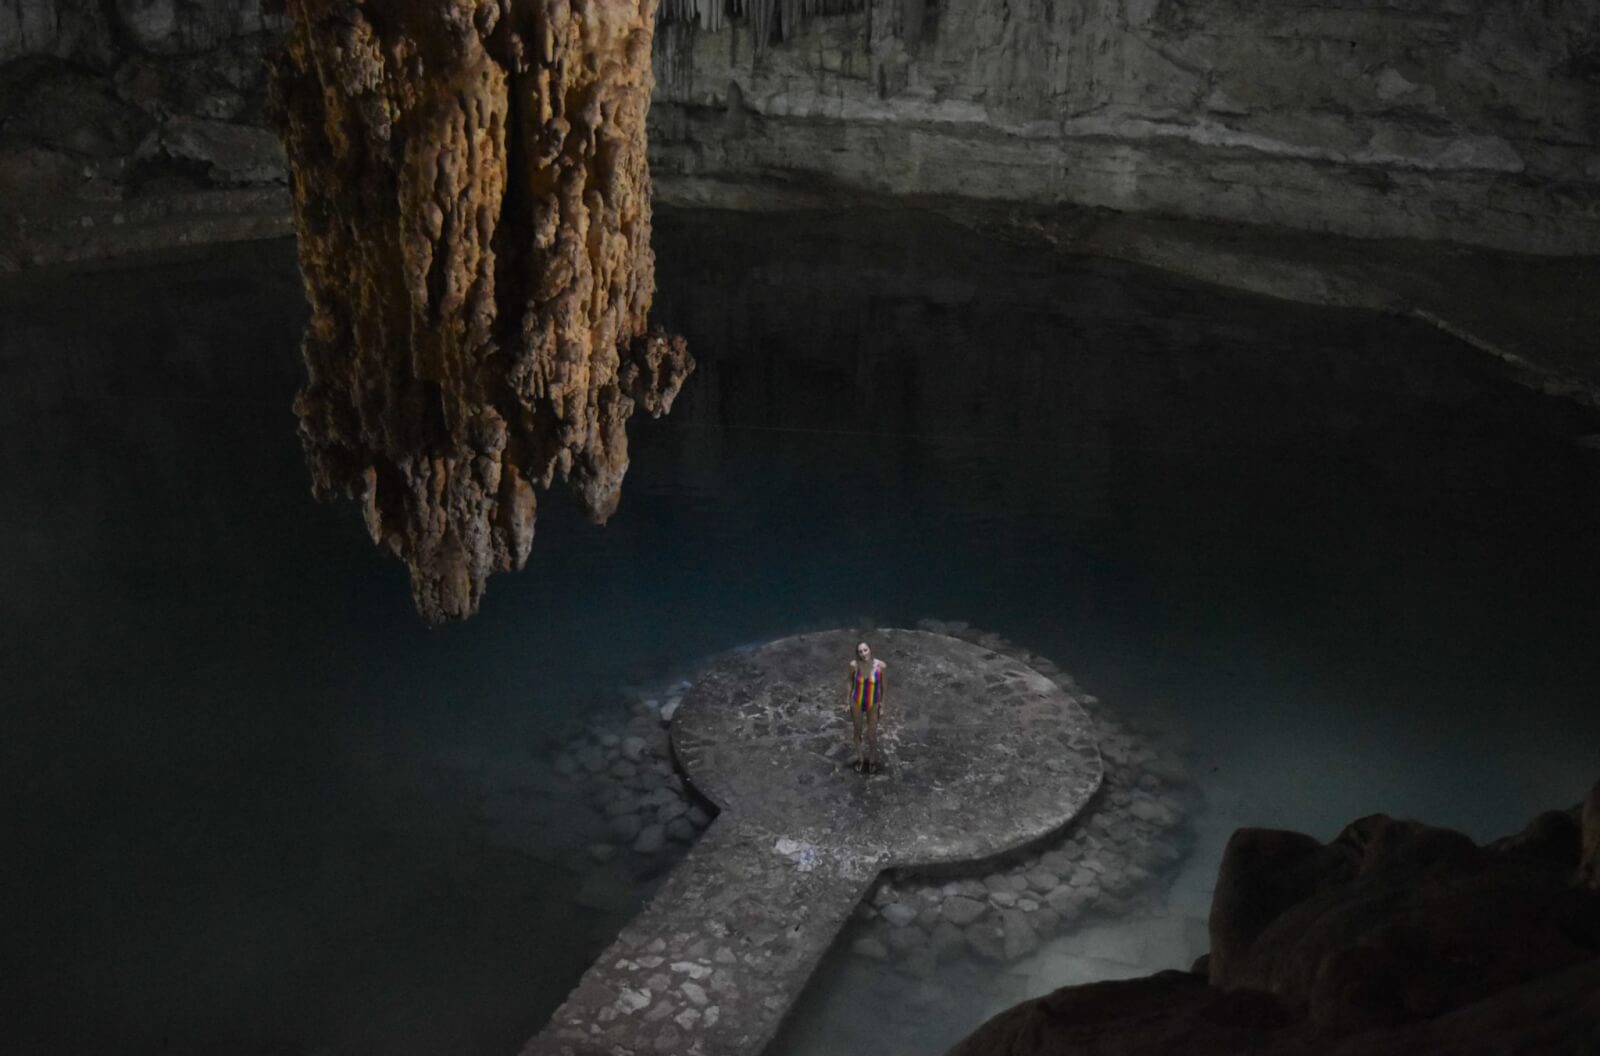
[[272, 0, 691, 622]]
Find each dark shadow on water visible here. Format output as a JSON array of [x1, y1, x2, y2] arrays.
[[1, 208, 1598, 1054]]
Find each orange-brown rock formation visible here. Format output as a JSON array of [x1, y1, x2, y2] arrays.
[[272, 0, 691, 622]]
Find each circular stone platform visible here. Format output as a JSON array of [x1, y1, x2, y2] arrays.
[[525, 629, 1106, 1056], [671, 628, 1104, 869]]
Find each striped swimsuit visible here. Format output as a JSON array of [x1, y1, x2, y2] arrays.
[[851, 662, 883, 714]]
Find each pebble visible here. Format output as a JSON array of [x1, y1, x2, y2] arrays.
[[1001, 910, 1039, 960], [965, 920, 1006, 961], [616, 987, 651, 1013], [633, 824, 666, 854], [1026, 868, 1060, 892], [942, 896, 986, 926], [666, 817, 695, 842], [882, 902, 919, 928], [609, 814, 644, 842], [1130, 799, 1168, 825], [686, 806, 712, 828], [990, 889, 1018, 909], [851, 936, 888, 960], [622, 736, 648, 762], [1046, 884, 1088, 919], [1040, 850, 1075, 872]]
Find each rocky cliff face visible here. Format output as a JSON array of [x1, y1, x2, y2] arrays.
[[273, 0, 690, 622], [649, 0, 1600, 253], [5, 0, 1598, 253], [0, 0, 287, 207], [946, 781, 1600, 1055]]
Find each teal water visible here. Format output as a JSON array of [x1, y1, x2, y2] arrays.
[[3, 208, 1598, 1054]]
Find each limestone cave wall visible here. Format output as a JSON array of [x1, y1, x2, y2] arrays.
[[0, 0, 288, 204], [3, 0, 1599, 254], [651, 0, 1600, 253]]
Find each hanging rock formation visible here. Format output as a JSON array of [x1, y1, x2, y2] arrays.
[[272, 0, 691, 621]]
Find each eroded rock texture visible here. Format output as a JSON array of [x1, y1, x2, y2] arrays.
[[650, 0, 1600, 254], [948, 780, 1600, 1055], [273, 0, 691, 621]]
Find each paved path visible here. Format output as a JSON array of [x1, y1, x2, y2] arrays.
[[522, 629, 1103, 1056]]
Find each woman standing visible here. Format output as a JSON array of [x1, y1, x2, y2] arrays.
[[848, 641, 887, 773]]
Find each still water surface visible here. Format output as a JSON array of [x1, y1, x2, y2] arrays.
[[3, 208, 1598, 1054]]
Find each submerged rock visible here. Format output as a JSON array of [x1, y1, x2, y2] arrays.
[[632, 823, 666, 855], [851, 936, 888, 961], [943, 896, 987, 927]]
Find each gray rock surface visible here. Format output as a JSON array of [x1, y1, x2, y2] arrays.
[[608, 814, 644, 843], [158, 114, 282, 184], [8, 0, 1600, 256], [1024, 868, 1059, 892], [631, 824, 666, 855], [999, 909, 1038, 961], [942, 895, 988, 926], [2, 59, 152, 158], [647, 1, 1600, 253]]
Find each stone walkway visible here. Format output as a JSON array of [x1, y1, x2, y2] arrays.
[[522, 629, 1103, 1056]]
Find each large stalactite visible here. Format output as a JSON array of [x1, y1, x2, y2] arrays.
[[272, 0, 691, 622]]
